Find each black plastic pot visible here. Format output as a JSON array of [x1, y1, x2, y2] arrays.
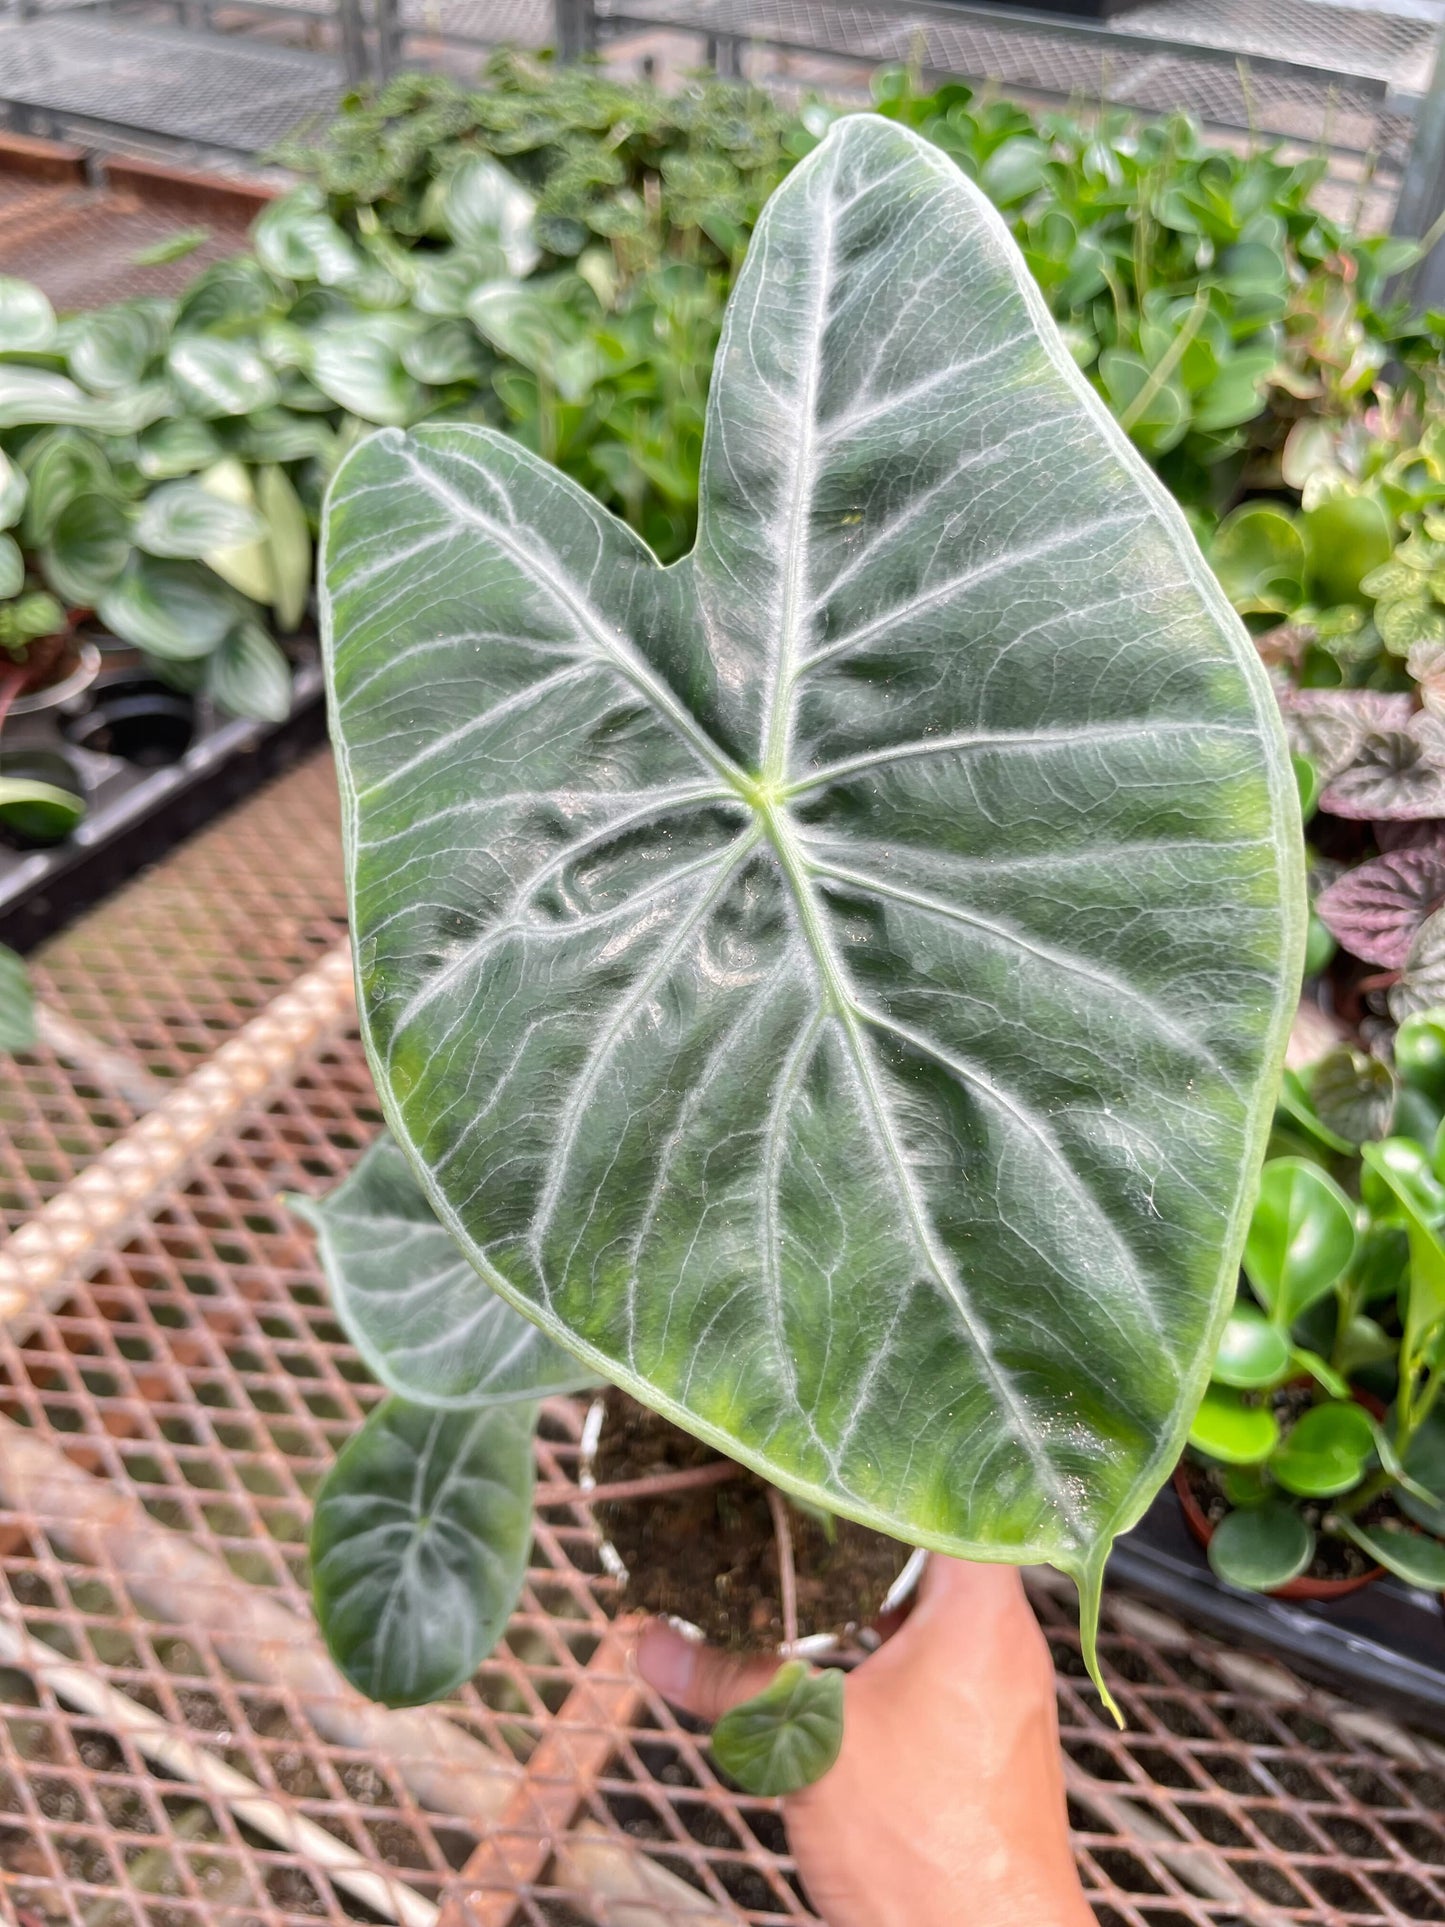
[[1112, 1489, 1445, 1738], [0, 636, 327, 952]]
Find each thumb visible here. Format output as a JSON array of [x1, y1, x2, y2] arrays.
[[635, 1620, 781, 1722]]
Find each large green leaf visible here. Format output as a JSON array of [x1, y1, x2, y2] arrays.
[[309, 1394, 535, 1705], [322, 117, 1302, 1655], [292, 1132, 596, 1408]]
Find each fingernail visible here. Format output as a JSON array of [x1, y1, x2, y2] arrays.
[[636, 1621, 697, 1700]]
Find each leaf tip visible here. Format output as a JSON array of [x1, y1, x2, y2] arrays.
[[1072, 1548, 1123, 1729]]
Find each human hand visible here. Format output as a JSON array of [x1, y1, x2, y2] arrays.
[[635, 1556, 1095, 1927]]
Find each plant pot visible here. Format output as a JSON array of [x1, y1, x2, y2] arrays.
[[1173, 1463, 1385, 1600], [579, 1392, 924, 1656], [63, 675, 196, 768], [10, 639, 101, 716]]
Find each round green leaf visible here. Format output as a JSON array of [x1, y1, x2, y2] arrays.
[[1304, 491, 1395, 607], [309, 1394, 535, 1706], [1335, 1516, 1445, 1590], [1212, 1303, 1290, 1389], [133, 481, 264, 559], [290, 1132, 595, 1407], [97, 557, 236, 660], [41, 491, 131, 606], [205, 622, 292, 723], [1207, 1500, 1314, 1592], [1270, 1400, 1374, 1498], [1190, 1389, 1281, 1465], [0, 776, 85, 841], [0, 276, 56, 352], [1397, 1011, 1445, 1104], [321, 117, 1303, 1629], [1379, 596, 1445, 658], [1209, 504, 1305, 616], [1243, 1158, 1356, 1326], [711, 1661, 845, 1797], [166, 336, 279, 419], [0, 942, 35, 1053]]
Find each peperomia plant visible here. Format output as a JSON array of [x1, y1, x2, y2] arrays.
[[304, 114, 1302, 1781]]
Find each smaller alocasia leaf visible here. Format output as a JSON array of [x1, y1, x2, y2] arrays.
[[0, 777, 85, 841], [710, 1661, 845, 1797], [206, 622, 291, 723], [292, 1133, 596, 1408], [0, 449, 26, 532], [167, 336, 279, 418], [1207, 1500, 1314, 1592], [310, 1394, 535, 1706], [133, 480, 265, 559], [1189, 1389, 1280, 1465], [1211, 1302, 1290, 1389], [1269, 1401, 1375, 1498], [97, 556, 236, 660], [0, 276, 56, 352], [1391, 909, 1445, 1022], [1316, 846, 1445, 970], [1306, 1046, 1397, 1145], [1244, 1158, 1357, 1327], [1335, 1516, 1445, 1589], [0, 942, 36, 1053]]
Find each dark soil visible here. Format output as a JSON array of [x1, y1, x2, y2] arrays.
[[591, 1389, 910, 1650], [1181, 1455, 1394, 1583]]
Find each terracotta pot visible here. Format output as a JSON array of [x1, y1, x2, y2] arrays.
[[1173, 1464, 1384, 1601]]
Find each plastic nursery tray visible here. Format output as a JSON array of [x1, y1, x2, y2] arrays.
[[1112, 1489, 1445, 1739], [0, 636, 327, 952]]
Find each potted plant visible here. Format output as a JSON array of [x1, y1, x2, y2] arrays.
[[1181, 1018, 1445, 1597], [296, 111, 1302, 1794]]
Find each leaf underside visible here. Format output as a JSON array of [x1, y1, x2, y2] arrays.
[[322, 117, 1302, 1609]]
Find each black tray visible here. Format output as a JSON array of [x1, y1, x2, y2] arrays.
[[0, 638, 328, 953], [1112, 1492, 1445, 1738]]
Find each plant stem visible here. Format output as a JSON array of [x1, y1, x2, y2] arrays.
[[1118, 287, 1209, 435], [0, 658, 28, 736], [557, 1460, 744, 1507], [767, 1485, 799, 1650]]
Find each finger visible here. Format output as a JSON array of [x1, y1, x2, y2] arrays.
[[635, 1620, 781, 1722]]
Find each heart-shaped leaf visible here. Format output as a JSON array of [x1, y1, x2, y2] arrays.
[[133, 480, 265, 559], [1207, 1499, 1314, 1592], [711, 1660, 845, 1796], [310, 1395, 535, 1706], [97, 557, 236, 660], [0, 942, 35, 1053], [1210, 504, 1305, 615], [292, 1133, 596, 1407], [167, 337, 279, 419], [1321, 717, 1445, 822], [1316, 845, 1445, 970], [321, 117, 1301, 1658], [1270, 1400, 1374, 1497], [1392, 911, 1445, 1023], [206, 621, 292, 723], [0, 276, 56, 352], [1278, 688, 1412, 788], [1306, 1046, 1397, 1145], [1244, 1158, 1356, 1326]]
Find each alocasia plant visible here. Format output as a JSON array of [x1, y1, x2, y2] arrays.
[[312, 114, 1303, 1760]]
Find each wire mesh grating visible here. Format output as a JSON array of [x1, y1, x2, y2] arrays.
[[3, 753, 1445, 1923]]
